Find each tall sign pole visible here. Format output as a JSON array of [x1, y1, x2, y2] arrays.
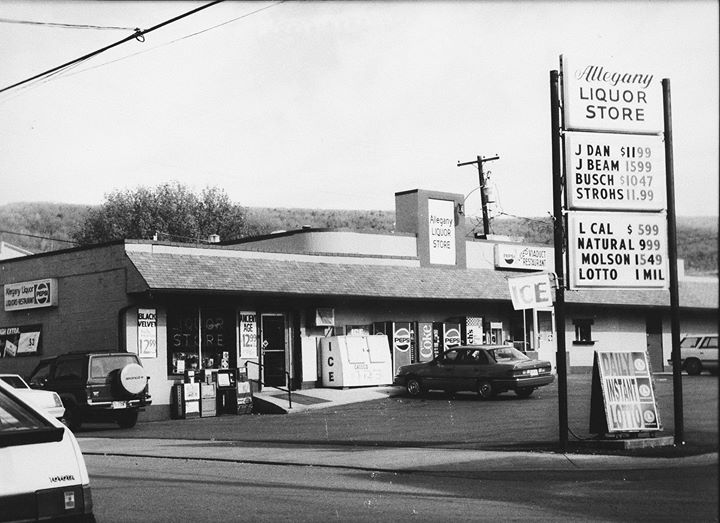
[[550, 70, 569, 450], [663, 79, 684, 445], [555, 55, 679, 444]]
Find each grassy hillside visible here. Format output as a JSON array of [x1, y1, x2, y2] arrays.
[[1, 202, 716, 275]]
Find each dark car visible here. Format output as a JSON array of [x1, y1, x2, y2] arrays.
[[394, 345, 554, 399], [29, 351, 151, 430]]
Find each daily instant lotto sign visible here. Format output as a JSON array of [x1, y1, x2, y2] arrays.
[[590, 351, 661, 434]]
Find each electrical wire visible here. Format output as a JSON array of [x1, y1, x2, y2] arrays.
[[0, 229, 77, 244], [0, 1, 285, 101], [0, 17, 137, 31], [0, 0, 224, 96], [497, 211, 553, 225], [62, 1, 285, 81]]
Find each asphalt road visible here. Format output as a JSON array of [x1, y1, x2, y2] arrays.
[[77, 373, 718, 522], [84, 453, 717, 522]]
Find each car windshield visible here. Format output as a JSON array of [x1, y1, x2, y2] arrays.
[[0, 385, 62, 447], [488, 347, 530, 362], [0, 375, 28, 388], [90, 355, 138, 378]]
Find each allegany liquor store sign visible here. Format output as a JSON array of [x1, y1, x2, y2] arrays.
[[561, 56, 663, 134]]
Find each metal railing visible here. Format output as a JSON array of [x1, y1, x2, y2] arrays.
[[244, 360, 292, 409]]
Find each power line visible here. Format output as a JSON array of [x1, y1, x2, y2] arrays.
[[0, 17, 137, 31], [0, 229, 78, 244], [62, 1, 286, 81], [0, 0, 224, 95], [496, 211, 553, 225]]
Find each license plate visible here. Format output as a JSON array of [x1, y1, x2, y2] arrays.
[[64, 491, 76, 510], [111, 401, 127, 409], [528, 369, 539, 377]]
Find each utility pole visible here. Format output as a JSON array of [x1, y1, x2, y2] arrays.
[[457, 155, 499, 237]]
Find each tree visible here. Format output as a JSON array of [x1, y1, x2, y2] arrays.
[[71, 182, 248, 245]]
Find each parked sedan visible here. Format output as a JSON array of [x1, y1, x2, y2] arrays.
[[394, 345, 554, 399], [0, 380, 94, 522], [0, 373, 65, 421]]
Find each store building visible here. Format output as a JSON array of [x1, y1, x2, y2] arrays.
[[1, 189, 716, 420]]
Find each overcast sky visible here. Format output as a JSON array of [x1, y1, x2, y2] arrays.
[[0, 1, 717, 219]]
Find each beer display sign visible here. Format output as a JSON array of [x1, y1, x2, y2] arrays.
[[137, 308, 157, 359], [590, 351, 661, 434], [567, 212, 669, 289], [565, 132, 666, 211]]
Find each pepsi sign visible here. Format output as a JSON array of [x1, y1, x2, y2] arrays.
[[4, 278, 58, 311]]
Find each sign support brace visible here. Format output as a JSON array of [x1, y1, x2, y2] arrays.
[[662, 79, 684, 446], [550, 69, 569, 452]]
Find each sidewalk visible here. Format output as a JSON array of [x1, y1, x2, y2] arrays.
[[77, 436, 718, 473], [252, 384, 401, 414]]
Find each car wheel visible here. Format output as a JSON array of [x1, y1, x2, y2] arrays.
[[117, 410, 139, 429], [65, 404, 83, 432], [476, 380, 494, 400], [406, 377, 424, 397], [515, 388, 534, 398], [685, 358, 702, 376]]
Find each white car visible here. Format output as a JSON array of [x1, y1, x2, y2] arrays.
[[670, 334, 719, 375], [0, 379, 94, 521], [0, 373, 65, 421]]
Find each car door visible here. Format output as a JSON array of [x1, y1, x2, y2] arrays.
[[452, 350, 493, 391], [700, 336, 718, 366], [451, 350, 479, 392], [49, 356, 85, 406], [425, 350, 457, 391]]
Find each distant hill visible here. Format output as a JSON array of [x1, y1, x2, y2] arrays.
[[1, 202, 717, 276]]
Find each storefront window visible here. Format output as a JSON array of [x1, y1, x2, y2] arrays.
[[201, 309, 236, 370], [168, 308, 200, 375], [573, 318, 594, 345], [167, 307, 237, 375]]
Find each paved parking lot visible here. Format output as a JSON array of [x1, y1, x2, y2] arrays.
[[77, 373, 718, 457]]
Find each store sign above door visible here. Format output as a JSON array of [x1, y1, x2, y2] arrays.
[[561, 56, 663, 134], [4, 278, 58, 311]]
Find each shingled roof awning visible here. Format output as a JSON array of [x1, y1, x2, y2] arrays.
[[126, 251, 511, 300], [125, 248, 717, 309]]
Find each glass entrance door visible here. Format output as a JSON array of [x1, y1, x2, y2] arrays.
[[261, 314, 286, 387]]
